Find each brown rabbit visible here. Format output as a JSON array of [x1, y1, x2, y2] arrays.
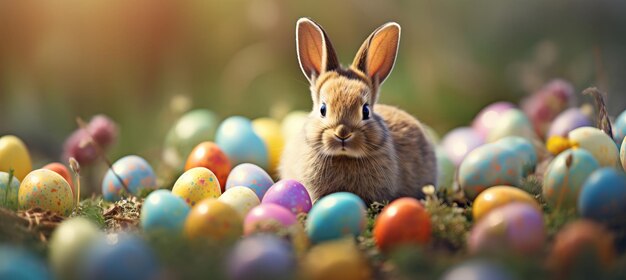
[[279, 18, 437, 204]]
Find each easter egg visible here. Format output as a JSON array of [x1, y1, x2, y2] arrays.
[[18, 169, 74, 215], [494, 136, 537, 177], [281, 111, 308, 141], [49, 217, 103, 280], [140, 190, 190, 234], [547, 108, 592, 139], [262, 179, 312, 215], [252, 118, 285, 174], [216, 116, 268, 169], [0, 135, 32, 181], [184, 199, 243, 243], [101, 155, 157, 201], [569, 127, 619, 167], [468, 203, 545, 255], [226, 163, 274, 199], [185, 141, 231, 190], [228, 234, 296, 280], [0, 245, 51, 280], [301, 238, 371, 280], [441, 260, 513, 280], [471, 101, 516, 139], [172, 167, 221, 206], [578, 168, 626, 224], [244, 204, 297, 235], [487, 109, 538, 143], [441, 127, 485, 166], [621, 138, 626, 172], [613, 109, 626, 147], [164, 109, 219, 166], [435, 147, 455, 191], [543, 148, 600, 210], [306, 192, 367, 243], [472, 186, 539, 221], [522, 79, 575, 137], [0, 171, 20, 210], [219, 186, 261, 217], [43, 162, 74, 195], [373, 197, 431, 252]]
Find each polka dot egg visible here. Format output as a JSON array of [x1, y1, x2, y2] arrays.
[[101, 155, 157, 201], [262, 179, 312, 215], [172, 167, 221, 206], [18, 169, 74, 216]]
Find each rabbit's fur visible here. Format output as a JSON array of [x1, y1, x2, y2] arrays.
[[279, 18, 436, 204]]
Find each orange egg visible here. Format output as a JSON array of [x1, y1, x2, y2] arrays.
[[373, 197, 431, 252], [185, 142, 231, 191], [43, 162, 74, 195]]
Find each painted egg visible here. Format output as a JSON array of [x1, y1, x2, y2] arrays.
[[0, 171, 20, 210], [306, 192, 367, 244], [543, 148, 599, 210], [468, 202, 545, 255], [228, 234, 296, 280], [0, 135, 32, 181], [569, 127, 619, 167], [0, 245, 51, 280], [184, 199, 243, 244], [281, 110, 308, 141], [18, 169, 74, 216], [471, 101, 516, 139], [522, 79, 575, 137], [494, 136, 537, 177], [252, 118, 285, 175], [101, 155, 157, 201], [441, 260, 513, 280], [172, 167, 221, 206], [262, 179, 312, 215], [373, 197, 431, 252], [163, 109, 219, 166], [43, 162, 74, 195], [244, 203, 297, 235], [140, 190, 190, 234], [472, 186, 539, 221], [546, 108, 592, 139], [621, 138, 626, 173], [184, 141, 231, 190], [49, 217, 103, 280], [487, 109, 538, 143], [435, 147, 455, 192], [219, 186, 261, 218], [441, 127, 485, 166], [225, 163, 274, 200], [216, 116, 268, 169], [301, 238, 371, 280], [613, 109, 626, 147], [578, 168, 626, 223]]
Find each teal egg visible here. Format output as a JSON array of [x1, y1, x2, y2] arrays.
[[543, 149, 600, 210], [102, 155, 157, 201], [225, 163, 274, 200], [0, 171, 20, 210], [140, 190, 191, 234], [0, 245, 51, 280], [164, 109, 219, 164], [579, 168, 626, 224], [614, 110, 626, 149], [306, 192, 366, 244], [435, 147, 455, 192], [216, 116, 268, 169], [494, 136, 537, 177]]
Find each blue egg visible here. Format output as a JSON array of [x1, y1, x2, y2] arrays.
[[140, 190, 190, 234], [216, 116, 268, 169], [226, 163, 274, 199], [579, 168, 626, 223], [543, 148, 600, 210], [81, 234, 159, 280], [102, 155, 157, 201], [0, 245, 51, 280], [306, 192, 366, 244], [441, 260, 513, 280], [228, 234, 296, 280], [494, 136, 537, 177], [614, 110, 626, 150]]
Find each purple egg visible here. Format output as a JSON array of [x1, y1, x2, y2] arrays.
[[441, 127, 485, 166], [225, 163, 274, 200], [546, 108, 592, 139], [262, 179, 312, 215], [228, 234, 296, 280], [472, 102, 516, 139], [244, 204, 297, 235]]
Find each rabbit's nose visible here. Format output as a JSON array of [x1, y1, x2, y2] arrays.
[[334, 125, 352, 140]]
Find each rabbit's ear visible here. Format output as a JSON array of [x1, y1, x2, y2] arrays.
[[352, 22, 401, 86], [296, 18, 340, 83]]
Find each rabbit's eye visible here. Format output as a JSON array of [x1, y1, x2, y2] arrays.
[[362, 104, 370, 120], [320, 103, 327, 117]]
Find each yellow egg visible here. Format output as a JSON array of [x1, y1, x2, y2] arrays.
[[472, 185, 539, 221], [218, 186, 260, 218], [0, 135, 33, 181], [252, 118, 285, 175], [301, 238, 371, 280], [569, 127, 619, 167], [184, 199, 243, 244], [281, 111, 308, 141], [172, 167, 221, 206], [18, 169, 74, 216]]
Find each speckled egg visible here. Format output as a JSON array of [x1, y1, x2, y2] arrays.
[[172, 167, 221, 206], [140, 190, 190, 234], [569, 127, 619, 167], [0, 135, 32, 181], [49, 217, 103, 280], [301, 238, 371, 280], [0, 245, 51, 280], [18, 169, 74, 216], [228, 234, 296, 280], [225, 163, 274, 200], [306, 192, 367, 244], [262, 179, 312, 215], [613, 110, 626, 147], [0, 171, 20, 210], [578, 168, 626, 223], [487, 109, 538, 143], [163, 109, 219, 166], [185, 141, 231, 191], [471, 101, 516, 139], [101, 155, 157, 201], [219, 186, 261, 218], [441, 260, 513, 280], [43, 162, 74, 195], [547, 108, 592, 139], [543, 148, 600, 210], [472, 186, 539, 221], [184, 199, 243, 244], [216, 116, 268, 169], [252, 118, 285, 175], [435, 147, 456, 192], [441, 127, 484, 166], [281, 111, 309, 141], [373, 198, 431, 252], [244, 203, 297, 235]]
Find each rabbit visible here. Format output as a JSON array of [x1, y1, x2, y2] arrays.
[[279, 17, 437, 205]]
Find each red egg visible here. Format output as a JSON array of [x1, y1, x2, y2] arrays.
[[43, 162, 74, 195], [373, 197, 431, 252], [185, 142, 231, 191]]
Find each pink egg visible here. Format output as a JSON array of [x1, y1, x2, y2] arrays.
[[546, 108, 592, 139], [471, 102, 515, 139], [441, 127, 485, 166], [244, 204, 297, 235], [262, 179, 312, 215]]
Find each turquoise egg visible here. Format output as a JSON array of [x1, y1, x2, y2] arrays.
[[226, 163, 274, 200], [543, 149, 600, 210], [306, 192, 366, 244], [614, 110, 626, 149], [140, 190, 191, 234], [216, 116, 268, 169], [164, 109, 219, 164], [0, 171, 20, 210], [0, 245, 51, 280], [102, 155, 157, 201], [579, 168, 626, 224], [494, 136, 537, 177]]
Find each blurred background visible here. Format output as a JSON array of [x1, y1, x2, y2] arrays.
[[1, 0, 625, 163]]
